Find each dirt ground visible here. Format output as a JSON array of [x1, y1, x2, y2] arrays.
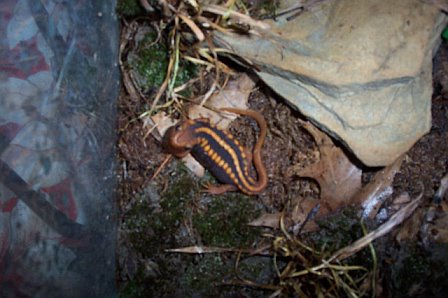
[[116, 15, 448, 298]]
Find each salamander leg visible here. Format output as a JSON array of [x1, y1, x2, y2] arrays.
[[202, 183, 238, 194]]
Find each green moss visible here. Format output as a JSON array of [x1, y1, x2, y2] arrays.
[[236, 256, 276, 285], [132, 33, 169, 92], [119, 279, 146, 298], [389, 242, 448, 297], [116, 0, 145, 18], [312, 207, 366, 252], [123, 164, 199, 255], [305, 207, 375, 285], [174, 59, 197, 96], [121, 163, 265, 296], [259, 0, 280, 17], [193, 192, 262, 247], [182, 255, 229, 290], [392, 246, 429, 293], [128, 31, 197, 101], [181, 254, 272, 297]]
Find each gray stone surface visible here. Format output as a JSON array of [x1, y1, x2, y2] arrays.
[[216, 0, 447, 166]]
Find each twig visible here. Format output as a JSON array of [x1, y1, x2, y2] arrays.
[[178, 14, 205, 41], [150, 154, 172, 180], [202, 4, 270, 31]]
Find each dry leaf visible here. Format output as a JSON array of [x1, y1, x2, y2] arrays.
[[249, 200, 319, 233], [149, 112, 177, 141], [248, 212, 282, 228], [387, 190, 412, 215], [295, 121, 362, 212], [188, 73, 254, 129], [352, 155, 404, 218], [182, 154, 205, 177], [256, 122, 362, 233]]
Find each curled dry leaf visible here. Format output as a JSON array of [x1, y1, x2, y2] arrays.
[[251, 121, 362, 232], [294, 121, 362, 212], [352, 155, 404, 219], [250, 124, 406, 233]]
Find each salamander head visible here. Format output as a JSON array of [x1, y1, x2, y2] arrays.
[[162, 119, 199, 157]]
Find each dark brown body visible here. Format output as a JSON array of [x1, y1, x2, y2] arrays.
[[162, 108, 267, 195]]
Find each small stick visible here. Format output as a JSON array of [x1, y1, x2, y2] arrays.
[[150, 154, 173, 180]]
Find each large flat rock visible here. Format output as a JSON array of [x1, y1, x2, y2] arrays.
[[216, 0, 447, 166]]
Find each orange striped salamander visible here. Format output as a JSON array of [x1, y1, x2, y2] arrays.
[[162, 108, 268, 195]]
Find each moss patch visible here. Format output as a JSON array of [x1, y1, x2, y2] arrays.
[[120, 163, 267, 297], [312, 208, 367, 252], [389, 242, 448, 297], [127, 166, 197, 246], [193, 192, 262, 247], [127, 30, 196, 101], [116, 0, 144, 18]]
